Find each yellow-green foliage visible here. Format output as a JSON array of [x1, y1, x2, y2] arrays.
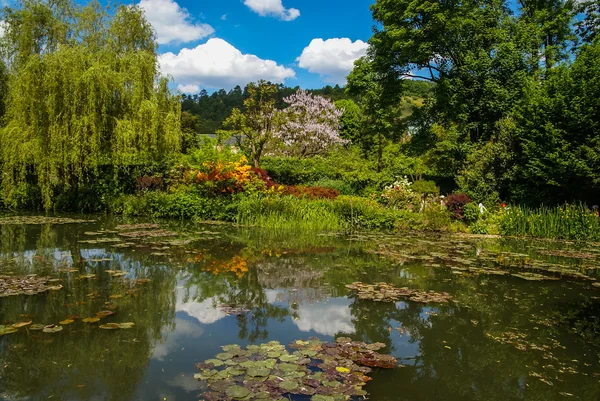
[[0, 0, 181, 209]]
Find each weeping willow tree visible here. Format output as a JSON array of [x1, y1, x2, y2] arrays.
[[0, 0, 181, 209]]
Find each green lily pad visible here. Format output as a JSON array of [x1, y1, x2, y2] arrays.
[[29, 324, 45, 331], [311, 396, 335, 401], [117, 322, 135, 329], [0, 325, 18, 336], [222, 344, 242, 352], [278, 380, 299, 391], [208, 380, 235, 392], [205, 359, 225, 367], [279, 354, 299, 362], [247, 367, 271, 378], [216, 352, 234, 360], [278, 363, 299, 372], [42, 324, 63, 333], [225, 385, 251, 399]]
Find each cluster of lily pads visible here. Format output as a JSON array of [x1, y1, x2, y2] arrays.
[[0, 315, 135, 337], [345, 282, 453, 304], [194, 337, 396, 401], [485, 329, 565, 352], [0, 216, 95, 225], [0, 275, 63, 297]]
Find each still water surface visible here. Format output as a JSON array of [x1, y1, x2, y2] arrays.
[[0, 217, 599, 401]]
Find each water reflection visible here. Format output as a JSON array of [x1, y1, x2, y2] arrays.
[[0, 219, 599, 401]]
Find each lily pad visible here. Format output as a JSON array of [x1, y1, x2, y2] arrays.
[[82, 317, 100, 323], [59, 319, 75, 325], [0, 325, 19, 336], [29, 324, 45, 331], [225, 385, 251, 399], [205, 359, 225, 367], [42, 324, 63, 333], [12, 321, 32, 328], [247, 367, 271, 378], [99, 323, 120, 330], [278, 380, 299, 391], [118, 322, 135, 329]]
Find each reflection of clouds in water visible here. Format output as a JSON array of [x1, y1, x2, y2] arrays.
[[293, 298, 355, 336], [152, 318, 203, 360], [167, 373, 204, 392], [175, 285, 227, 325]]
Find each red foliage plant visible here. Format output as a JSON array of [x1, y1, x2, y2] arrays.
[[136, 176, 164, 192], [445, 193, 472, 219], [282, 185, 340, 200], [251, 168, 277, 189]]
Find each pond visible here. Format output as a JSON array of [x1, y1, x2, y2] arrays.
[[0, 216, 599, 401]]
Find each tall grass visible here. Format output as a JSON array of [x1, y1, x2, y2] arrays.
[[237, 195, 402, 231], [500, 203, 600, 241]]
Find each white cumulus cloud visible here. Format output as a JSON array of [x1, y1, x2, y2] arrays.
[[244, 0, 300, 21], [138, 0, 214, 45], [159, 38, 296, 90], [293, 299, 355, 336], [297, 38, 369, 85]]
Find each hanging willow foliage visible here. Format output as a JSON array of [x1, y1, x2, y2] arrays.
[[0, 0, 181, 209]]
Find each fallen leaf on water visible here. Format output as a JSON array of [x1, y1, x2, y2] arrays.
[[12, 321, 32, 328]]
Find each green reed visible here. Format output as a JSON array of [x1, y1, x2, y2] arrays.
[[500, 203, 600, 241]]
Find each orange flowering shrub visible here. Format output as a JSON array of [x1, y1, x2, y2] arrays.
[[203, 256, 248, 279]]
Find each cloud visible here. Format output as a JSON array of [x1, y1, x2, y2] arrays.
[[244, 0, 300, 21], [221, 13, 228, 20], [297, 38, 368, 85], [159, 38, 296, 90], [293, 299, 355, 336], [138, 0, 214, 45], [178, 84, 201, 93]]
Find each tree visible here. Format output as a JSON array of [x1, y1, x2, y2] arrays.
[[346, 57, 403, 171], [576, 0, 600, 44], [335, 99, 364, 144], [274, 90, 346, 158], [181, 111, 201, 153], [223, 81, 281, 168], [0, 0, 181, 209]]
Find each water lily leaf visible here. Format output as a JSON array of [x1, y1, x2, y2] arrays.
[[42, 324, 63, 333], [225, 385, 251, 399], [279, 354, 299, 362], [29, 324, 45, 331], [117, 322, 135, 329], [208, 380, 235, 392], [96, 311, 115, 318], [278, 380, 299, 391], [100, 323, 120, 330], [205, 359, 225, 367], [335, 367, 350, 374], [247, 367, 271, 378], [59, 319, 75, 325], [82, 317, 100, 323], [12, 321, 32, 328], [215, 352, 235, 360], [109, 294, 123, 299], [279, 363, 299, 372], [225, 368, 244, 376], [0, 325, 18, 335]]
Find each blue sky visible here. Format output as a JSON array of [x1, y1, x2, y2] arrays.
[[138, 0, 375, 93]]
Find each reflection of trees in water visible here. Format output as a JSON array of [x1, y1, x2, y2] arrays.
[[0, 225, 178, 401]]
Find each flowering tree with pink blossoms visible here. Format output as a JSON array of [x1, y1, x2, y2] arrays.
[[275, 90, 347, 158]]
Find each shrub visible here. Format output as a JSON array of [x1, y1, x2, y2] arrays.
[[282, 185, 340, 200], [136, 176, 164, 192], [463, 202, 480, 224], [381, 177, 420, 211], [308, 179, 354, 195], [251, 168, 278, 189], [421, 204, 452, 231], [411, 180, 440, 197], [446, 193, 472, 219], [470, 220, 489, 234]]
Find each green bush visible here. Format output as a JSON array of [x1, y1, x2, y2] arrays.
[[470, 220, 489, 234], [411, 180, 440, 197], [463, 202, 481, 224], [421, 204, 452, 231], [308, 179, 355, 195], [110, 191, 240, 221]]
